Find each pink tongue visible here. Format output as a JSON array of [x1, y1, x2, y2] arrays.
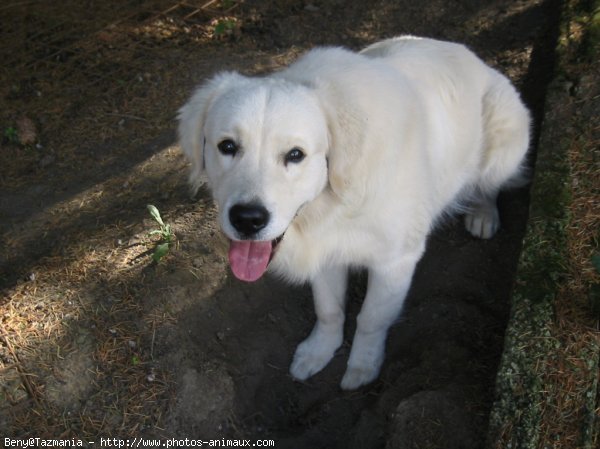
[[228, 240, 273, 282]]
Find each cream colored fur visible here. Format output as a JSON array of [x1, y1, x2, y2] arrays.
[[178, 36, 530, 390]]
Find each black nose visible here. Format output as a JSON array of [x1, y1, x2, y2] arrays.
[[229, 203, 270, 237]]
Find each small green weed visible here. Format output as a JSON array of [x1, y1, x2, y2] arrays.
[[3, 126, 19, 144], [214, 18, 236, 36], [147, 204, 174, 262]]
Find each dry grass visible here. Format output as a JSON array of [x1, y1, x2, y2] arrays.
[[487, 2, 599, 448], [0, 226, 174, 436], [534, 2, 600, 447], [536, 77, 600, 448], [0, 1, 241, 437]]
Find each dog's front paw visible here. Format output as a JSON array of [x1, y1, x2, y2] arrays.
[[340, 330, 385, 390], [290, 331, 341, 381], [464, 205, 500, 239], [340, 363, 381, 390]]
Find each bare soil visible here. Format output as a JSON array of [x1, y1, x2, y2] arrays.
[[0, 1, 560, 447]]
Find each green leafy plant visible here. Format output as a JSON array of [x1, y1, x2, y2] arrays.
[[214, 18, 236, 36], [3, 126, 19, 144], [147, 204, 174, 262]]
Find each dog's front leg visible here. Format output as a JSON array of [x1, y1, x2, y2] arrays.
[[340, 251, 421, 390], [290, 265, 348, 381]]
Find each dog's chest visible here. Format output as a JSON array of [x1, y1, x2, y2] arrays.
[[269, 212, 386, 281]]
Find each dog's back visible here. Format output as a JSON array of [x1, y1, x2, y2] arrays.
[[362, 36, 531, 226]]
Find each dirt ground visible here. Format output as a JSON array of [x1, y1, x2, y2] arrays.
[[0, 0, 561, 447]]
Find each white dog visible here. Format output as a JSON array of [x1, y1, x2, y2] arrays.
[[178, 36, 530, 390]]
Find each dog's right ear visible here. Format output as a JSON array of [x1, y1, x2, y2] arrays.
[[177, 72, 243, 193]]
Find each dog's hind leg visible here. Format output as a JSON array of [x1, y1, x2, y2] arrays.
[[290, 265, 348, 381], [464, 188, 501, 239], [465, 73, 530, 239]]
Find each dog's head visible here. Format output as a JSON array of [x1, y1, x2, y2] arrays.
[[178, 72, 331, 281]]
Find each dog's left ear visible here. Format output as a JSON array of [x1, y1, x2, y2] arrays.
[[177, 71, 244, 193], [322, 101, 369, 207]]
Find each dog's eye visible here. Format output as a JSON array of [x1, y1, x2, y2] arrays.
[[284, 147, 305, 165], [217, 139, 238, 156]]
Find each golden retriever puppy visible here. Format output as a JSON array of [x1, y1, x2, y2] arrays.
[[178, 36, 530, 390]]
